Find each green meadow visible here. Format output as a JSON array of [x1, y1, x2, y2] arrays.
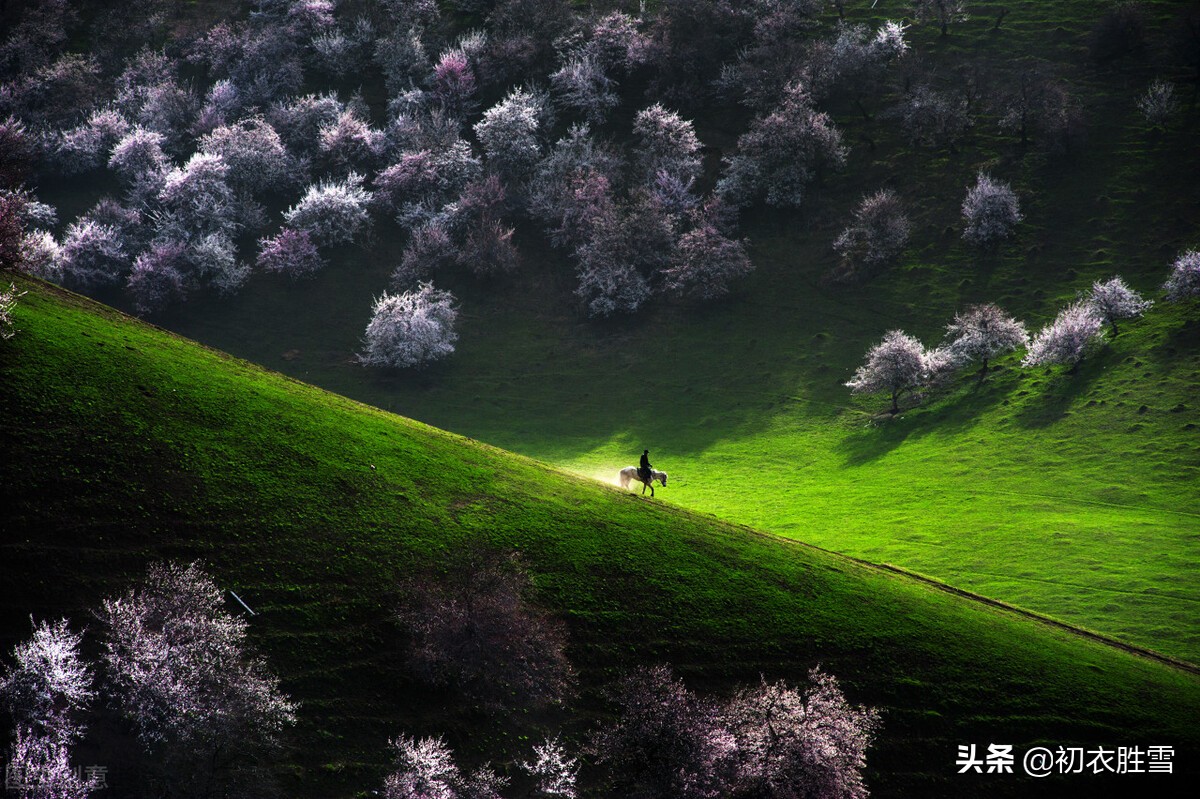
[[3, 275, 1199, 798]]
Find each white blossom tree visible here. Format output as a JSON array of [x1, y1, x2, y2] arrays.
[[0, 618, 94, 743], [0, 283, 21, 340], [1138, 79, 1178, 128], [186, 232, 250, 295], [157, 152, 239, 241], [58, 219, 129, 289], [474, 88, 546, 184], [962, 172, 1022, 248], [632, 104, 702, 186], [522, 735, 578, 799], [1086, 276, 1152, 336], [572, 210, 654, 318], [587, 11, 651, 75], [198, 117, 292, 194], [361, 283, 458, 369], [108, 127, 170, 182], [833, 189, 910, 278], [375, 27, 431, 96], [17, 231, 62, 283], [1023, 301, 1105, 370], [846, 329, 942, 413], [551, 53, 618, 125], [268, 91, 343, 156], [5, 726, 94, 799], [383, 735, 506, 799], [55, 109, 132, 175], [98, 561, 296, 795], [944, 303, 1029, 381], [1162, 251, 1200, 303], [283, 173, 372, 247], [893, 85, 972, 151]]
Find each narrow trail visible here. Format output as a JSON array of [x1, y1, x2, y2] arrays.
[[868, 561, 1200, 676]]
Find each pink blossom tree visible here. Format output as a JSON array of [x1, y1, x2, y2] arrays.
[[1086, 276, 1152, 336], [1163, 250, 1200, 302], [431, 50, 477, 118], [662, 224, 753, 301], [126, 240, 187, 314], [718, 84, 847, 209], [846, 329, 943, 413], [396, 550, 572, 709], [943, 303, 1029, 381], [962, 172, 1022, 249], [591, 665, 734, 799], [1023, 301, 1105, 370], [832, 189, 910, 279], [721, 669, 880, 799], [256, 227, 324, 279], [319, 109, 386, 175], [97, 561, 296, 795]]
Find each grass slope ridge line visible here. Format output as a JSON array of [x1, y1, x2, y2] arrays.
[[871, 561, 1200, 675], [640, 491, 1200, 675]]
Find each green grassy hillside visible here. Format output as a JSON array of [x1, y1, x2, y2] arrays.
[[2, 273, 1199, 798], [131, 0, 1200, 666]]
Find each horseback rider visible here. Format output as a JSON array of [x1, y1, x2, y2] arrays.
[[639, 449, 652, 482]]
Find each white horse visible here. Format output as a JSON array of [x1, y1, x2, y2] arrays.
[[618, 466, 668, 497]]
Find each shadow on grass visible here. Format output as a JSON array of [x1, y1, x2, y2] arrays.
[[836, 366, 1019, 466], [1012, 350, 1112, 429]]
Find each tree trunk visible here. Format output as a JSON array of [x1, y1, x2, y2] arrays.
[[891, 389, 900, 413]]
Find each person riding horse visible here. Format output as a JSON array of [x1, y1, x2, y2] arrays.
[[639, 449, 652, 483]]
